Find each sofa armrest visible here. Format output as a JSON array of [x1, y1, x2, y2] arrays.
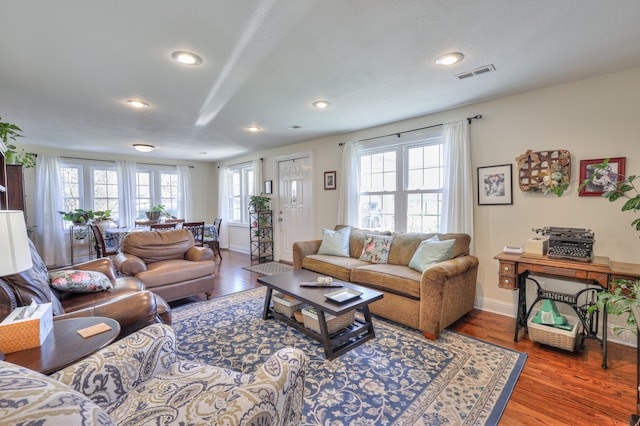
[[292, 240, 322, 269], [228, 347, 306, 426], [113, 252, 147, 275], [419, 255, 479, 339], [57, 290, 166, 337], [185, 246, 215, 261], [52, 324, 177, 408]]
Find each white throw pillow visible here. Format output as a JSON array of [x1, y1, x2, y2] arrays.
[[317, 227, 352, 257], [408, 237, 456, 273]]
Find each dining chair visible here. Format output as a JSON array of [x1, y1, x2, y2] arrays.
[[165, 218, 185, 225], [90, 225, 118, 258], [206, 218, 222, 259], [182, 221, 205, 246], [150, 223, 177, 231]]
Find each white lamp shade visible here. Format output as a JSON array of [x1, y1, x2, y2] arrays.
[[0, 210, 33, 276]]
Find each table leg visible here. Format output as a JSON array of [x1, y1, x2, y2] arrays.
[[262, 288, 273, 320], [514, 273, 528, 342], [602, 309, 608, 369], [362, 305, 376, 338], [316, 310, 333, 359]]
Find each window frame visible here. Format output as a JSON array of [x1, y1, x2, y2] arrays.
[[357, 132, 444, 233], [226, 162, 254, 225]]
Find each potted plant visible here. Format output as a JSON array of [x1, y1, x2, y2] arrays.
[[0, 117, 36, 169], [248, 195, 271, 212], [58, 209, 95, 225], [145, 204, 170, 221], [92, 210, 114, 232]]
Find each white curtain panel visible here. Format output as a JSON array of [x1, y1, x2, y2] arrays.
[[176, 165, 193, 221], [442, 120, 475, 253], [116, 161, 137, 228], [35, 155, 69, 266], [217, 167, 230, 249], [336, 141, 361, 226], [252, 159, 263, 195]]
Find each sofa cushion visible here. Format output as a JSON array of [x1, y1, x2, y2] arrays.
[[351, 264, 422, 299], [49, 270, 113, 293], [408, 237, 456, 273], [0, 361, 115, 425], [121, 229, 195, 263], [136, 259, 215, 288], [317, 227, 351, 257], [359, 234, 393, 264], [302, 254, 369, 282]]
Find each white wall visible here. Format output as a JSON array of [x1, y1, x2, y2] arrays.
[[212, 67, 640, 343]]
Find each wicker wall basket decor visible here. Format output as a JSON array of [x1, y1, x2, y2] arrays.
[[515, 149, 571, 192]]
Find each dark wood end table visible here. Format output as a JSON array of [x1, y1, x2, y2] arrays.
[[4, 316, 120, 374], [258, 269, 383, 360]]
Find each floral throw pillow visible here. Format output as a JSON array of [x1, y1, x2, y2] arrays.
[[359, 234, 393, 264], [49, 270, 113, 293]]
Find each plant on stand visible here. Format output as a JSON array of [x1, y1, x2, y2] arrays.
[[248, 195, 271, 212], [92, 210, 114, 232], [58, 209, 95, 225]]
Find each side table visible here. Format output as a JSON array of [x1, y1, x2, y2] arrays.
[[4, 316, 120, 374]]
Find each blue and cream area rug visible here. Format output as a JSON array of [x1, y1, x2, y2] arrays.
[[172, 288, 526, 425]]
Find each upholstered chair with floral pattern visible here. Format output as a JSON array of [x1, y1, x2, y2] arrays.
[[0, 324, 306, 425]]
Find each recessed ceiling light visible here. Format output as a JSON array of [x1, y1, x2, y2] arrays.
[[312, 100, 332, 109], [125, 99, 149, 109], [171, 51, 203, 65], [246, 126, 262, 132], [133, 144, 154, 152], [435, 52, 464, 66]]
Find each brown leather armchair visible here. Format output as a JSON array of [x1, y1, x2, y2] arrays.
[[0, 241, 171, 339], [113, 229, 216, 302]]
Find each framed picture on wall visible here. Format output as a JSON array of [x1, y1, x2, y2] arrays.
[[579, 157, 626, 196], [324, 171, 336, 190], [477, 164, 513, 205], [264, 180, 273, 194]]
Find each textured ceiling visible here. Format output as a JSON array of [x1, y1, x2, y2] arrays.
[[1, 0, 639, 161]]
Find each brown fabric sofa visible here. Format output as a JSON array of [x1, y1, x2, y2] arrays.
[[0, 241, 171, 338], [293, 225, 479, 339], [114, 229, 216, 302]]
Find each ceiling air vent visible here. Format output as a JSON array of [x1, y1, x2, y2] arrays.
[[455, 64, 496, 80]]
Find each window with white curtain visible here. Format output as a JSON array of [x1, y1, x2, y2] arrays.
[[358, 131, 444, 233], [227, 163, 254, 224], [60, 160, 179, 224]]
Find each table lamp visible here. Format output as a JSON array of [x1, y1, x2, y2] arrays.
[[0, 210, 33, 276]]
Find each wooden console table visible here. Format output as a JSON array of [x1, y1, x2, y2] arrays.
[[495, 252, 640, 369]]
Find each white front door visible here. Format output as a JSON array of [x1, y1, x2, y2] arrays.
[[277, 154, 314, 262]]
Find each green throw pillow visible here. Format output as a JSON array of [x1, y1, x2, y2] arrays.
[[317, 227, 352, 257], [408, 237, 456, 273]]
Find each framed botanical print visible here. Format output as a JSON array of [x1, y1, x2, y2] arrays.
[[579, 157, 626, 196], [477, 164, 513, 205]]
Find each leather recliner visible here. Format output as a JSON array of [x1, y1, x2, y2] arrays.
[[0, 240, 171, 338], [113, 229, 216, 302]]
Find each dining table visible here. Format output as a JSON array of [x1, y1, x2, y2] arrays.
[[105, 223, 218, 253]]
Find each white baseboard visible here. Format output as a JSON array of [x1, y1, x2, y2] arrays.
[[474, 296, 637, 348]]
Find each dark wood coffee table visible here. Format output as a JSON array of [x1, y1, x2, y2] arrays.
[[5, 316, 120, 374], [258, 269, 383, 360]]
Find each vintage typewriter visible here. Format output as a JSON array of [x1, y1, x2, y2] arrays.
[[534, 227, 595, 262]]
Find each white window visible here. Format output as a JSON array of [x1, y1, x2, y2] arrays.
[[134, 168, 179, 220], [60, 160, 179, 225], [358, 133, 444, 233], [92, 168, 119, 219], [227, 163, 254, 224]]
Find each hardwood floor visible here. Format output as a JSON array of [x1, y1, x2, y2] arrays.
[[177, 250, 637, 425]]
